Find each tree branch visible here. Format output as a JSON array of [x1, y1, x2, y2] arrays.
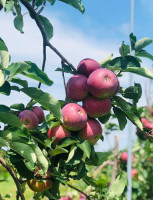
[[38, 41, 47, 89], [0, 194, 2, 200], [0, 157, 25, 200], [19, 0, 77, 72], [109, 134, 119, 190], [37, 1, 46, 15], [67, 183, 91, 200]]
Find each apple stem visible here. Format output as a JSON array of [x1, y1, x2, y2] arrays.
[[0, 157, 25, 200]]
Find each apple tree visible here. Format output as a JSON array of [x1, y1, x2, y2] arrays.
[[0, 0, 153, 199]]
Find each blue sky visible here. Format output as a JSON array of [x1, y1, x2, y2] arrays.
[[0, 0, 153, 151]]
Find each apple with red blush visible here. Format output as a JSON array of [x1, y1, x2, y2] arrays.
[[32, 106, 45, 124]]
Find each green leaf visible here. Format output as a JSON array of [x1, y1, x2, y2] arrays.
[[119, 41, 130, 57], [7, 62, 30, 79], [122, 83, 142, 100], [21, 62, 53, 86], [82, 175, 96, 187], [0, 50, 10, 69], [65, 145, 76, 163], [0, 137, 8, 147], [124, 66, 153, 79], [113, 107, 127, 131], [38, 15, 53, 40], [100, 54, 113, 68], [4, 0, 14, 13], [0, 105, 10, 112], [77, 140, 91, 158], [0, 112, 22, 128], [113, 96, 143, 130], [11, 85, 20, 92], [10, 103, 25, 111], [136, 50, 153, 61], [0, 81, 10, 95], [129, 33, 136, 51], [77, 162, 86, 179], [0, 40, 8, 51], [58, 0, 85, 13], [0, 0, 6, 7], [0, 69, 5, 87], [14, 16, 24, 33], [59, 136, 80, 147], [55, 63, 74, 74], [108, 174, 127, 198], [98, 112, 111, 124], [49, 147, 68, 157], [10, 77, 28, 88], [30, 144, 48, 173], [49, 0, 56, 5], [135, 37, 153, 52], [21, 87, 63, 122], [0, 127, 29, 143], [10, 142, 36, 167]]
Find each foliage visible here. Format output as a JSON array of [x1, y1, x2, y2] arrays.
[[0, 0, 153, 199]]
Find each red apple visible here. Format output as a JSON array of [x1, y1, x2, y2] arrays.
[[79, 119, 102, 145], [33, 106, 45, 124], [62, 103, 87, 131], [114, 80, 120, 95], [83, 95, 111, 118], [121, 152, 134, 162], [27, 179, 52, 192], [66, 74, 88, 101], [141, 117, 149, 125], [131, 169, 138, 178], [77, 58, 101, 77], [18, 110, 39, 130], [144, 122, 153, 130], [59, 197, 73, 200], [87, 68, 118, 99], [47, 125, 71, 143]]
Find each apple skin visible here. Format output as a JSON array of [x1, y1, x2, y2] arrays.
[[27, 179, 52, 192], [83, 95, 111, 118], [66, 74, 88, 101], [62, 103, 87, 131], [121, 152, 134, 162], [18, 110, 39, 130], [32, 106, 45, 124], [77, 58, 101, 77], [131, 169, 138, 178], [59, 197, 73, 200], [79, 119, 102, 145], [114, 80, 120, 95], [47, 125, 71, 143], [87, 68, 118, 99]]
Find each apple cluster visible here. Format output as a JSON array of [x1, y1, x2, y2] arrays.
[[48, 58, 120, 145], [18, 106, 45, 130]]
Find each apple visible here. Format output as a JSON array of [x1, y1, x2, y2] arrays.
[[141, 117, 149, 125], [59, 197, 72, 200], [47, 125, 71, 143], [121, 152, 134, 162], [32, 106, 45, 124], [18, 110, 39, 130], [77, 58, 101, 77], [131, 169, 138, 178], [83, 95, 111, 118], [66, 74, 88, 101], [136, 128, 146, 140], [114, 80, 120, 95], [87, 68, 119, 99], [144, 122, 153, 130], [62, 103, 87, 131], [27, 179, 52, 192], [79, 119, 102, 145]]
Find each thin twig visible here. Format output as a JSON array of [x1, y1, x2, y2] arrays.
[[19, 0, 77, 73], [0, 157, 25, 200], [37, 1, 46, 15], [61, 61, 69, 102], [32, 0, 35, 8], [93, 160, 114, 179], [38, 41, 47, 89], [67, 183, 91, 200], [109, 134, 119, 190]]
